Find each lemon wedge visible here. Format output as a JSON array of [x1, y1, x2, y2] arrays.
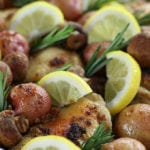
[[21, 135, 81, 150], [38, 71, 92, 106], [83, 4, 141, 43], [10, 1, 64, 42], [105, 51, 141, 115]]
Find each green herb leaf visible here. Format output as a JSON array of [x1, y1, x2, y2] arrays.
[[0, 70, 10, 112], [54, 64, 72, 71], [137, 13, 150, 25], [31, 24, 74, 52], [11, 0, 35, 7], [82, 122, 113, 150], [85, 0, 115, 12], [85, 24, 129, 77]]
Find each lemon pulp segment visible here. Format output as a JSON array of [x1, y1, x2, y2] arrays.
[[38, 71, 92, 106], [83, 6, 141, 43], [10, 1, 64, 42]]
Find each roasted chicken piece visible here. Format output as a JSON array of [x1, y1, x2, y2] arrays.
[[11, 93, 112, 150], [25, 47, 83, 82]]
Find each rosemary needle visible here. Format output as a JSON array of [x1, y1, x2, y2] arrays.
[[0, 70, 10, 112], [82, 122, 113, 150], [137, 13, 150, 25], [31, 24, 74, 52], [54, 63, 72, 71], [11, 0, 35, 7], [85, 24, 129, 77], [85, 0, 115, 12]]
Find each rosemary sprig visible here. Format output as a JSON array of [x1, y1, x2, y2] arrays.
[[54, 63, 72, 71], [133, 9, 150, 25], [85, 24, 129, 77], [0, 70, 10, 112], [85, 0, 115, 12], [137, 13, 150, 25], [31, 24, 74, 52], [11, 0, 35, 7], [82, 122, 113, 150]]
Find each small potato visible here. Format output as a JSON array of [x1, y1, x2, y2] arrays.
[[9, 83, 51, 125], [141, 68, 150, 90], [0, 61, 13, 86], [101, 137, 146, 150], [114, 104, 150, 149], [0, 30, 29, 57], [127, 33, 150, 68], [50, 0, 83, 21], [83, 41, 110, 64], [3, 52, 29, 82], [0, 0, 14, 9], [77, 11, 96, 26]]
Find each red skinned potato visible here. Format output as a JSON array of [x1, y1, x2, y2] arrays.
[[0, 61, 13, 86], [114, 104, 150, 149], [77, 11, 96, 26], [83, 41, 110, 64], [0, 30, 29, 58], [0, 0, 14, 8], [3, 52, 29, 82], [50, 0, 83, 20], [9, 83, 51, 125], [101, 137, 146, 150]]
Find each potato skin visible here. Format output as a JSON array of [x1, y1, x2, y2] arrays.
[[127, 33, 150, 68], [0, 30, 29, 57], [3, 52, 29, 82], [83, 41, 110, 64], [9, 83, 51, 125], [50, 0, 82, 21], [114, 104, 150, 149], [101, 137, 146, 150]]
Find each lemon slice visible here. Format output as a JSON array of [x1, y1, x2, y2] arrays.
[[105, 51, 141, 115], [10, 1, 64, 42], [38, 71, 92, 106], [83, 5, 141, 43], [21, 135, 81, 150]]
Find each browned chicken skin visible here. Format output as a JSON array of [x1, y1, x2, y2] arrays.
[[34, 93, 112, 144], [11, 93, 112, 149]]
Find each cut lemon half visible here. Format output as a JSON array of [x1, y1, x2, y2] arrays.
[[83, 5, 141, 43], [105, 51, 141, 115], [10, 1, 64, 42], [38, 71, 92, 106], [21, 135, 81, 150]]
